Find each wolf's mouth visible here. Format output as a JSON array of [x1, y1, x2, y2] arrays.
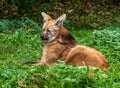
[[41, 37, 49, 41], [40, 35, 49, 40], [43, 38, 48, 40]]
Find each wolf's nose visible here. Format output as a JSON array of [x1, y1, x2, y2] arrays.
[[40, 34, 44, 39]]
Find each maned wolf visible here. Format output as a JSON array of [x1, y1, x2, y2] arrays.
[[35, 12, 109, 72]]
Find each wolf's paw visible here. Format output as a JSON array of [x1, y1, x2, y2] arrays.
[[32, 62, 43, 66]]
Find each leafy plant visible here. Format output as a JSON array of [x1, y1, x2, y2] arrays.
[[0, 20, 120, 87], [0, 18, 41, 33]]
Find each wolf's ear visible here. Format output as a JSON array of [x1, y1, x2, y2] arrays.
[[55, 14, 66, 27], [41, 12, 52, 23]]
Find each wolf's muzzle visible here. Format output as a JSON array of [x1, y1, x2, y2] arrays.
[[40, 34, 48, 40]]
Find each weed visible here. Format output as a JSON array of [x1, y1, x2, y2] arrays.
[[0, 20, 120, 88]]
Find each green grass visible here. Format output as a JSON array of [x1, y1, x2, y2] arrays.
[[0, 24, 120, 88]]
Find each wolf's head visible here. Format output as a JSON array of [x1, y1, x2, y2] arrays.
[[41, 12, 66, 43]]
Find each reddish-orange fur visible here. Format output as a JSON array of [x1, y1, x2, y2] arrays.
[[35, 12, 109, 72]]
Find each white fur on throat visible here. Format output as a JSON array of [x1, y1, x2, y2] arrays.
[[48, 36, 55, 42]]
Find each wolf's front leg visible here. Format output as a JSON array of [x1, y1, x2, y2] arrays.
[[32, 55, 46, 66], [40, 58, 57, 66], [33, 53, 58, 66]]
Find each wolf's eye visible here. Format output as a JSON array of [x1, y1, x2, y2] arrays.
[[47, 29, 51, 33]]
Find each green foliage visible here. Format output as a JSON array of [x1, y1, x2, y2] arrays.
[[93, 26, 120, 49], [0, 20, 14, 33], [0, 18, 41, 33], [93, 26, 120, 60], [0, 20, 120, 87]]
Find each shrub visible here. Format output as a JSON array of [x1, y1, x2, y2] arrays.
[[93, 26, 120, 60], [0, 18, 41, 33]]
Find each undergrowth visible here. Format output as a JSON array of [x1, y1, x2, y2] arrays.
[[0, 20, 120, 88]]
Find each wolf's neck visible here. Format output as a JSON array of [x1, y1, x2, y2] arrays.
[[58, 26, 77, 45]]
